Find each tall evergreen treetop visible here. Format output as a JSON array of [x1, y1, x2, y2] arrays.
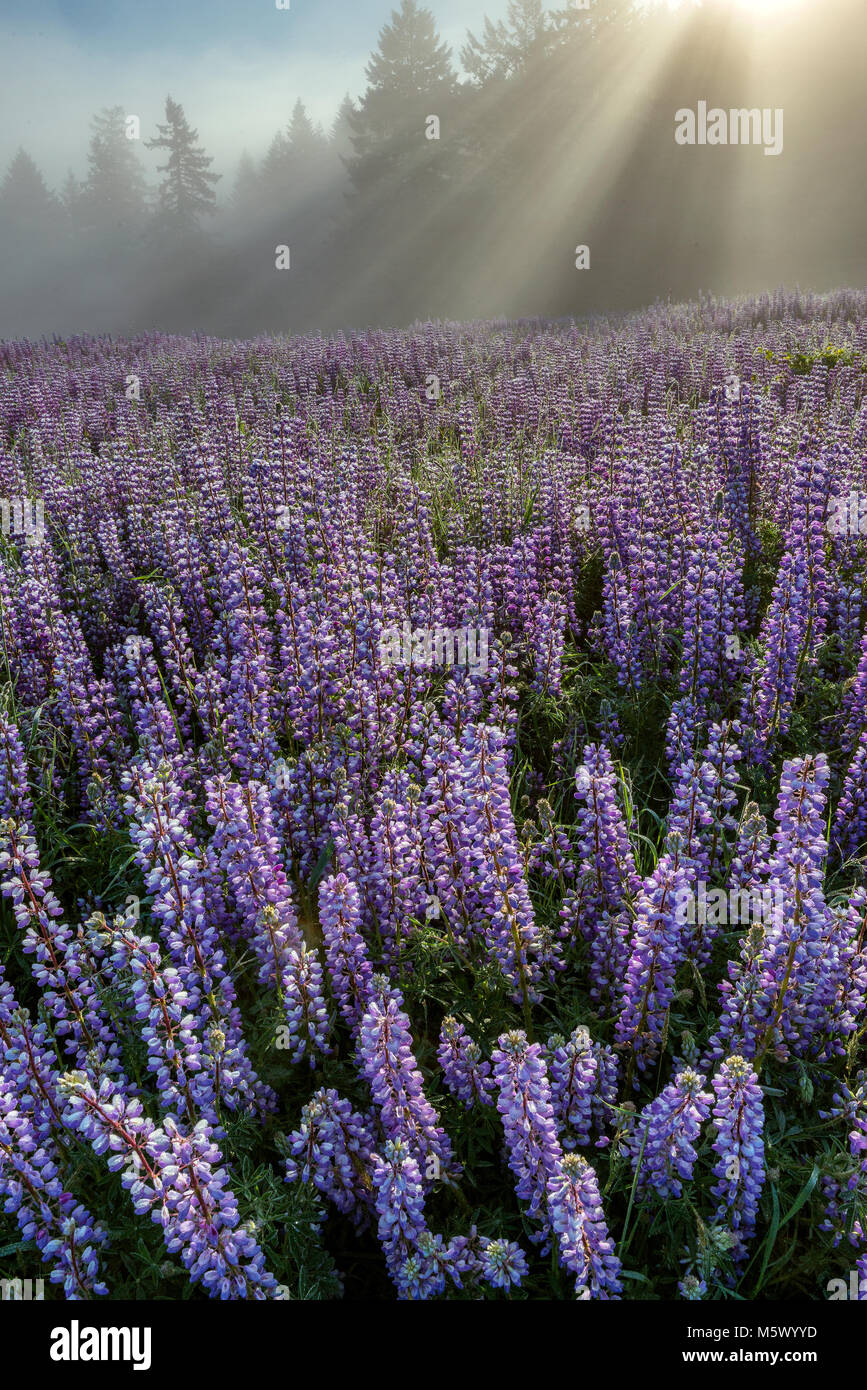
[[230, 151, 260, 210], [146, 97, 220, 231], [363, 0, 455, 101], [348, 0, 457, 196], [84, 106, 148, 234], [462, 0, 554, 84], [0, 150, 57, 226], [288, 99, 327, 154], [331, 94, 358, 161]]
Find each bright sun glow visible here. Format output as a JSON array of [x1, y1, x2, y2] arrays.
[[730, 0, 802, 11], [669, 0, 806, 13]]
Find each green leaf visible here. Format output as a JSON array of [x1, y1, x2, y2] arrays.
[[754, 1163, 819, 1293], [308, 838, 335, 894], [777, 1163, 820, 1229], [755, 1181, 781, 1292]]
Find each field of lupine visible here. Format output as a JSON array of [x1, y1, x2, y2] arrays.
[[1, 288, 867, 1302]]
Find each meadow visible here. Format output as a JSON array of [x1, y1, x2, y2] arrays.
[[1, 287, 866, 1300]]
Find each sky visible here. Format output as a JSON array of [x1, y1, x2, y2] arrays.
[[0, 0, 515, 192]]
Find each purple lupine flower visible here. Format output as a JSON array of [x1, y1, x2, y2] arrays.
[[58, 1071, 278, 1299], [370, 1137, 429, 1298], [205, 775, 302, 950], [0, 1094, 110, 1299], [116, 633, 184, 770], [678, 1272, 709, 1300], [666, 723, 740, 873], [437, 1016, 494, 1108], [742, 450, 831, 761], [712, 755, 849, 1063], [358, 977, 455, 1177], [124, 760, 271, 1114], [280, 944, 331, 1065], [819, 1072, 867, 1267], [367, 772, 432, 961], [548, 1025, 619, 1148], [616, 854, 691, 1073], [460, 720, 550, 1001], [729, 800, 772, 893], [51, 627, 129, 828], [209, 543, 278, 780], [833, 728, 867, 860], [531, 590, 567, 696], [626, 1067, 713, 1198], [478, 1237, 529, 1290], [562, 742, 639, 1002], [491, 1030, 562, 1239], [841, 627, 867, 757], [0, 967, 110, 1298], [678, 530, 745, 712], [528, 797, 574, 887], [823, 889, 867, 1043], [0, 711, 35, 827], [665, 697, 701, 779], [207, 776, 329, 1058], [284, 1088, 376, 1224], [420, 718, 549, 1003], [138, 581, 198, 742], [598, 549, 642, 691], [0, 818, 121, 1075], [87, 912, 217, 1127], [547, 1153, 623, 1298], [418, 716, 476, 941], [329, 783, 376, 925], [710, 1056, 765, 1260], [270, 744, 341, 882], [666, 721, 742, 963], [318, 873, 374, 1034]]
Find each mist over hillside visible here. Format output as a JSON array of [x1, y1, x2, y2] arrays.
[[1, 0, 864, 338]]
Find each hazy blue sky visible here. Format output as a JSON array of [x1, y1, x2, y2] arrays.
[[0, 0, 514, 191]]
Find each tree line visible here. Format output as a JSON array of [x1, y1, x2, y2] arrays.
[[1, 0, 865, 337]]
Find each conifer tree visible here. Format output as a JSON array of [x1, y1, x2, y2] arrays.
[[0, 150, 57, 233], [462, 0, 554, 84], [84, 106, 148, 237], [146, 97, 220, 232], [230, 151, 261, 211], [287, 99, 327, 156], [348, 0, 456, 198], [331, 94, 358, 164]]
